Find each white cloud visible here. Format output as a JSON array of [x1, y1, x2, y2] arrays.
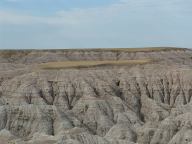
[[0, 0, 153, 25], [0, 10, 80, 25], [5, 0, 30, 2], [0, 11, 39, 24], [0, 0, 191, 26], [1, 0, 192, 49], [6, 0, 19, 2]]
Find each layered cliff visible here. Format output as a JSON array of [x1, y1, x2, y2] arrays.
[[0, 47, 192, 144]]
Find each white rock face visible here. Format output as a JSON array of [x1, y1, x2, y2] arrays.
[[0, 48, 192, 144]]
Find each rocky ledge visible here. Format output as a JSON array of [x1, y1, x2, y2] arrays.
[[0, 47, 192, 144]]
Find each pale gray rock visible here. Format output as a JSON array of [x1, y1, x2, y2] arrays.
[[0, 48, 192, 143]]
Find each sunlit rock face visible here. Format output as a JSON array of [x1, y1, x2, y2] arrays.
[[0, 48, 192, 144]]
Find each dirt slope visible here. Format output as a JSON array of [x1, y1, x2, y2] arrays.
[[0, 47, 192, 144]]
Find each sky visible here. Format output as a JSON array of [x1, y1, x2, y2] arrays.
[[0, 0, 192, 49]]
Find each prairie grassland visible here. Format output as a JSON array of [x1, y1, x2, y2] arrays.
[[39, 59, 152, 69], [0, 47, 185, 56], [92, 47, 186, 52], [0, 51, 30, 58], [50, 47, 185, 52]]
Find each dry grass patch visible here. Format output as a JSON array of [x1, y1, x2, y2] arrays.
[[0, 50, 30, 58], [0, 47, 186, 58], [48, 47, 185, 53], [95, 47, 186, 52], [39, 59, 152, 69]]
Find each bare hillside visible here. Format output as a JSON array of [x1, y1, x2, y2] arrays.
[[0, 47, 192, 144]]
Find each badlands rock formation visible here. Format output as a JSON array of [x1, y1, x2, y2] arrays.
[[0, 47, 192, 144]]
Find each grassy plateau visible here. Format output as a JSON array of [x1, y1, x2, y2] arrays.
[[39, 59, 152, 69]]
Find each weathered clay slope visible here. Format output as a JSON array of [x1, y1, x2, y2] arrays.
[[0, 47, 191, 64], [0, 48, 192, 144]]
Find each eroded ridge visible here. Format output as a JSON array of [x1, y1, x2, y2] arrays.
[[0, 48, 192, 144]]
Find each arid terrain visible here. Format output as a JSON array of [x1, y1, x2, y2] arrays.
[[0, 47, 192, 144]]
